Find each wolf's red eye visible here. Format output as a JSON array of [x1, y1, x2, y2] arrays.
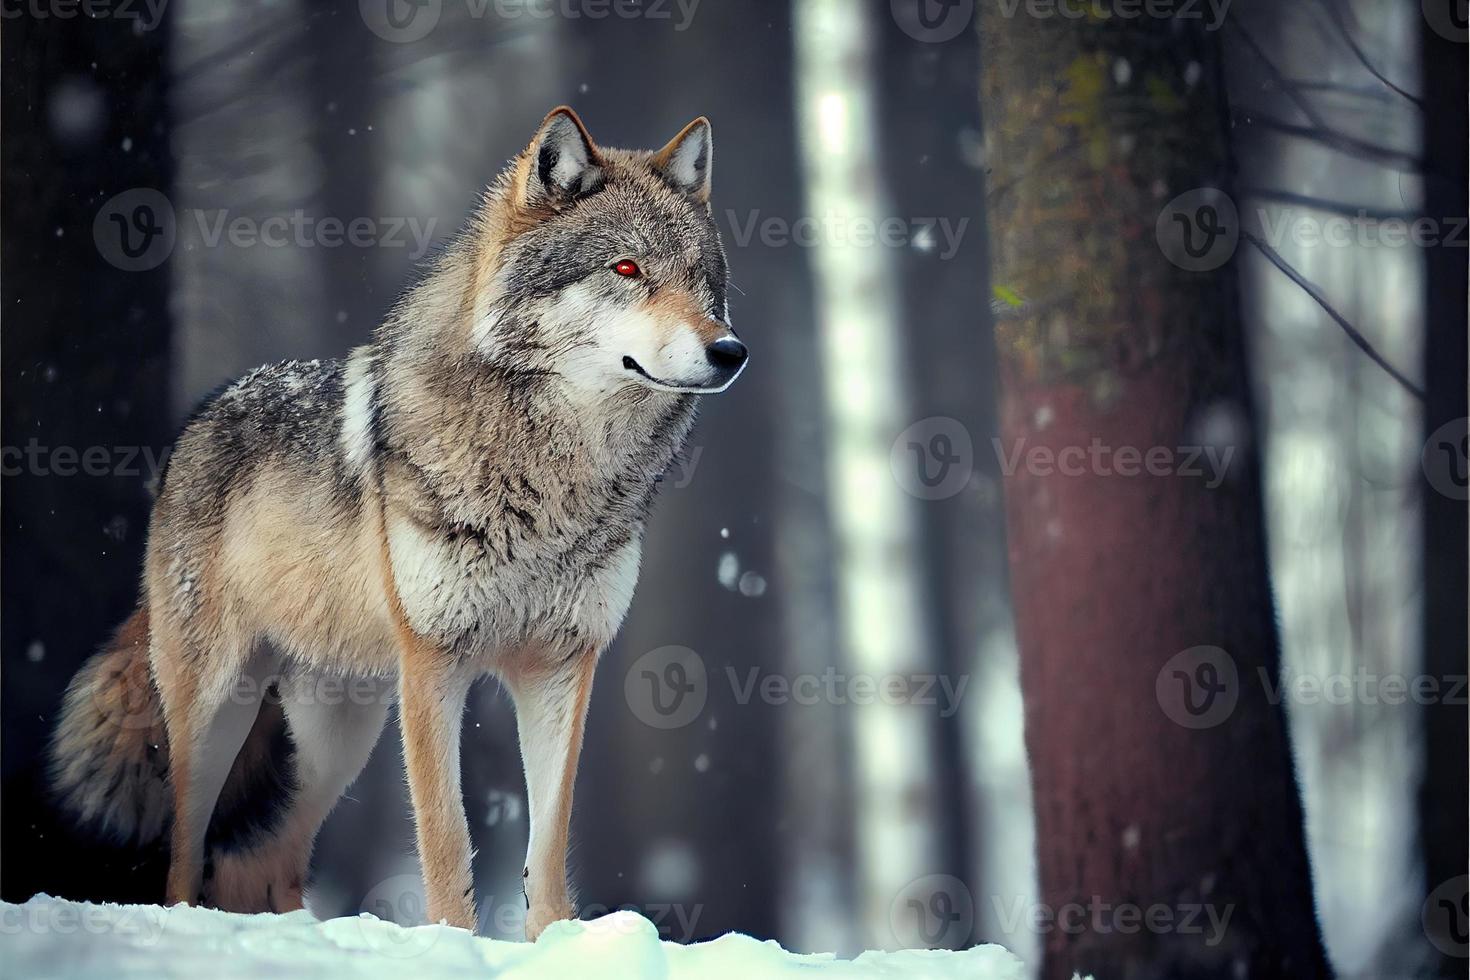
[[613, 259, 641, 278]]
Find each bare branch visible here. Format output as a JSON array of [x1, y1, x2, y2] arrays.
[[1227, 18, 1333, 132], [1232, 108, 1426, 173], [1284, 81, 1397, 104], [1313, 0, 1425, 109], [1241, 230, 1425, 402]]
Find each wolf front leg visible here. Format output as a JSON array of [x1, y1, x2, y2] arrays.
[[506, 648, 599, 941], [398, 662, 478, 931]]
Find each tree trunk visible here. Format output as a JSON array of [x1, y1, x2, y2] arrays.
[[1417, 11, 1468, 973], [979, 14, 1330, 979], [1, 4, 174, 903]]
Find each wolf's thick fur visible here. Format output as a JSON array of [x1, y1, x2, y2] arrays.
[[49, 108, 743, 937], [51, 608, 171, 844], [49, 606, 305, 910]]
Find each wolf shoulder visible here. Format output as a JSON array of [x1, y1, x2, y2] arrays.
[[155, 357, 361, 515]]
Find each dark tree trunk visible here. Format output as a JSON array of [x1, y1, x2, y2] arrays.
[[1416, 12, 1468, 974], [1, 8, 174, 902], [979, 14, 1330, 979]]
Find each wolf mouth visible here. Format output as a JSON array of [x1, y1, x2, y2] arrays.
[[621, 355, 742, 395]]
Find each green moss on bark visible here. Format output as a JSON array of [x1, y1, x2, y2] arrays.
[[980, 14, 1230, 386]]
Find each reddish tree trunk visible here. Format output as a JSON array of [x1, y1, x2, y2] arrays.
[[980, 13, 1330, 979]]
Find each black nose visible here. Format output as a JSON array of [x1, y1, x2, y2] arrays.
[[706, 337, 748, 372]]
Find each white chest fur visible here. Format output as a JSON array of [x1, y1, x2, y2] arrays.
[[386, 514, 643, 658]]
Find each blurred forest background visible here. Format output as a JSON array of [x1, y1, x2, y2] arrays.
[[3, 1, 1465, 977]]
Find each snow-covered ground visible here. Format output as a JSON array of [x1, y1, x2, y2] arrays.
[[1, 895, 1024, 979]]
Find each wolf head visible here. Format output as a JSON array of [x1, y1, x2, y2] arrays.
[[469, 107, 746, 398]]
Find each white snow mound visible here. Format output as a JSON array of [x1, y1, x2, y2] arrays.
[[1, 895, 1024, 979]]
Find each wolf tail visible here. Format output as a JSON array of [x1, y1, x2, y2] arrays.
[[50, 607, 296, 853], [49, 607, 174, 844]]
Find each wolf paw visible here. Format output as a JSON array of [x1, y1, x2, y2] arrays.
[[203, 846, 306, 914], [525, 900, 573, 942]]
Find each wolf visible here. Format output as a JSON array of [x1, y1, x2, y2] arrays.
[[49, 106, 746, 939]]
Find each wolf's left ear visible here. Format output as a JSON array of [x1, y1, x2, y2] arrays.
[[652, 117, 713, 205], [521, 106, 604, 209]]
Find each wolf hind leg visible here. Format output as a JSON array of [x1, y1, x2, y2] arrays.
[[207, 671, 392, 914], [156, 627, 277, 907]]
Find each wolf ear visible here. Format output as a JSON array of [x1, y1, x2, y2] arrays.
[[652, 117, 712, 205], [521, 106, 603, 209]]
